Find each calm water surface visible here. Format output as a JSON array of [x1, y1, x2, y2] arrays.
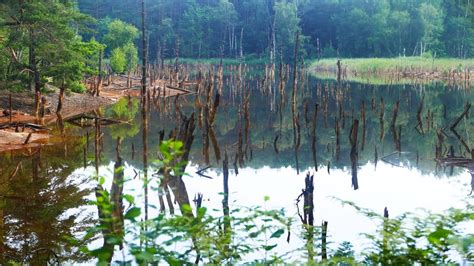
[[1, 68, 473, 263]]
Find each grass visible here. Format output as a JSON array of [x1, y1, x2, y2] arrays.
[[169, 57, 267, 66], [310, 72, 429, 85], [165, 56, 474, 73], [311, 57, 474, 73]]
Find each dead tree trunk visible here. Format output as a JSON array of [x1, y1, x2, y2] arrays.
[[30, 29, 41, 117], [57, 84, 65, 114], [321, 221, 328, 261], [96, 49, 103, 97], [337, 59, 342, 83], [222, 152, 231, 256], [390, 100, 400, 128], [141, 0, 147, 101], [312, 104, 318, 171], [350, 119, 360, 190]]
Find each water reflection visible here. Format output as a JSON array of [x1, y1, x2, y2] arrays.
[[94, 137, 125, 263], [0, 139, 93, 264], [102, 71, 471, 260], [0, 67, 473, 262]]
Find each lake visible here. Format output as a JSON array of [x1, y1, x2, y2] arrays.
[[0, 65, 473, 264]]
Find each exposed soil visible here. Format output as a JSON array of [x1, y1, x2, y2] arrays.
[[0, 130, 49, 151], [0, 75, 195, 152]]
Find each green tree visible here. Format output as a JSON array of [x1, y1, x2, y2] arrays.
[[110, 47, 126, 73], [274, 1, 303, 61], [70, 0, 474, 59], [387, 11, 411, 56], [419, 3, 445, 55], [103, 19, 139, 53], [443, 0, 474, 58], [0, 20, 9, 87], [47, 38, 105, 113], [336, 8, 372, 57], [1, 0, 91, 114], [123, 42, 138, 74]]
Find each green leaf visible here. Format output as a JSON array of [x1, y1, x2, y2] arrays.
[[166, 256, 182, 266], [135, 251, 154, 262], [245, 225, 256, 231], [181, 204, 193, 214], [428, 227, 452, 245], [263, 244, 278, 251], [264, 195, 270, 201], [105, 236, 122, 245], [124, 207, 141, 220], [197, 207, 207, 218], [249, 231, 259, 238], [270, 229, 285, 238], [123, 194, 135, 204]]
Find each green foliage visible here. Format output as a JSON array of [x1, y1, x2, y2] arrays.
[[79, 139, 474, 264], [122, 42, 138, 73], [0, 20, 8, 87], [106, 97, 140, 139], [46, 38, 105, 93], [419, 3, 445, 55], [0, 0, 104, 93], [70, 81, 86, 93], [71, 38, 106, 76], [337, 199, 474, 265], [312, 57, 474, 78], [274, 1, 304, 61], [102, 19, 139, 53], [422, 50, 434, 59], [101, 19, 138, 74], [81, 140, 292, 264], [332, 241, 356, 265], [110, 47, 126, 74], [76, 0, 474, 59]]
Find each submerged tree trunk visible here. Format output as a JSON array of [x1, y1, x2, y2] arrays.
[[141, 0, 147, 100]]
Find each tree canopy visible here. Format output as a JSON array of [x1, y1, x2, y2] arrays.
[[76, 0, 474, 61], [1, 0, 473, 94]]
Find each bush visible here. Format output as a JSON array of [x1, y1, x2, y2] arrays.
[[322, 46, 338, 58], [421, 51, 433, 59], [70, 81, 86, 93], [110, 47, 126, 74]]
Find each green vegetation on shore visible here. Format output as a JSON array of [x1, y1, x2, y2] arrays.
[[311, 57, 474, 73], [175, 57, 266, 66]]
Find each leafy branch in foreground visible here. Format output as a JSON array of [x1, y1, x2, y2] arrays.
[[80, 140, 291, 265], [80, 140, 473, 265], [336, 199, 474, 265]]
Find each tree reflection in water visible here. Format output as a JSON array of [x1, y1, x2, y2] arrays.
[[0, 139, 94, 264]]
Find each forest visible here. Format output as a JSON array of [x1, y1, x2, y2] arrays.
[[0, 0, 474, 265], [77, 0, 474, 60], [1, 0, 473, 96]]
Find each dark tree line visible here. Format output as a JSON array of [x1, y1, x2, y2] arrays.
[[1, 0, 473, 98], [77, 0, 474, 61]]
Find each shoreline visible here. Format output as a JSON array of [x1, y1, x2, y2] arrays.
[[0, 75, 194, 152], [311, 57, 474, 83]]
